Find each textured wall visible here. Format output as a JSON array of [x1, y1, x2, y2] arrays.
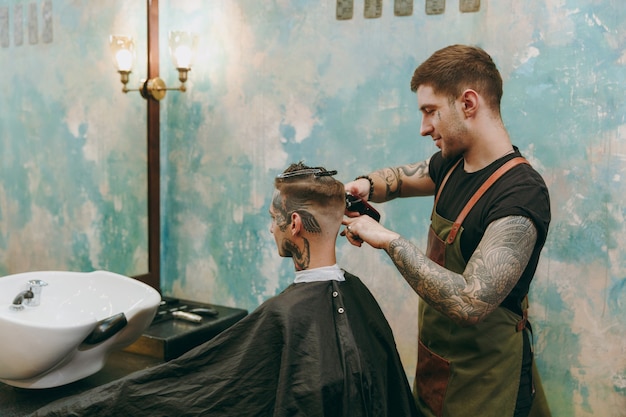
[[0, 0, 148, 277], [159, 1, 626, 416]]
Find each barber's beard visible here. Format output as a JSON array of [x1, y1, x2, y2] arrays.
[[440, 136, 465, 160], [440, 111, 469, 160], [441, 145, 462, 160]]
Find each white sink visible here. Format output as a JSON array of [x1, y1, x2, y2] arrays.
[[0, 270, 161, 389]]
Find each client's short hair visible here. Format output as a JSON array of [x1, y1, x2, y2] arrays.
[[274, 162, 345, 227]]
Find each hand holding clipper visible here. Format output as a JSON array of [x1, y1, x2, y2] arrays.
[[345, 193, 381, 222]]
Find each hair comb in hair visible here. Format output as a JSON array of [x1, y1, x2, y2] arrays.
[[276, 168, 338, 179]]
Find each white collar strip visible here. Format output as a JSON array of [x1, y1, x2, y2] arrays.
[[294, 264, 345, 283]]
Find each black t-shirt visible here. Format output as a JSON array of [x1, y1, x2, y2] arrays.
[[428, 148, 551, 314]]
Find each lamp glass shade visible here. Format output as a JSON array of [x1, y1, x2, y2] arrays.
[[169, 31, 198, 70], [109, 35, 135, 72]]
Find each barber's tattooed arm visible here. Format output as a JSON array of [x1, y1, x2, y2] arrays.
[[385, 216, 537, 325], [369, 160, 432, 202]]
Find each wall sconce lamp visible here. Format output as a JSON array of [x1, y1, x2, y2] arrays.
[[109, 31, 198, 100]]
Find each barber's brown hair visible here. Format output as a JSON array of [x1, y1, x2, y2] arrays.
[[410, 44, 503, 113]]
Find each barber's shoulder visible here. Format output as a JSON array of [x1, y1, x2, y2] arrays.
[[507, 163, 550, 198]]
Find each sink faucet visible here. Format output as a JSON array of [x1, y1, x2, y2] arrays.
[[10, 280, 48, 311], [11, 290, 33, 310]]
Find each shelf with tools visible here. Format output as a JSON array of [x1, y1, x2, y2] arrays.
[[124, 297, 248, 360]]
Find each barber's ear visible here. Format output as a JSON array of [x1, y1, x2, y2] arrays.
[[461, 89, 479, 117]]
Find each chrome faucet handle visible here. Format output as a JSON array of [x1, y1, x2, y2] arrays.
[[25, 279, 48, 307], [28, 279, 48, 288]]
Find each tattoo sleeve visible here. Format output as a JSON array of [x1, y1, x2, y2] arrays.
[[370, 160, 430, 201], [385, 215, 537, 325]]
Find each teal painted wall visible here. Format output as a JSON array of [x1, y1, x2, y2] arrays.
[[2, 1, 625, 415], [159, 1, 626, 415]]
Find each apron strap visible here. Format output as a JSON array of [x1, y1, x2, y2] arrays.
[[516, 310, 529, 332], [446, 157, 529, 244]]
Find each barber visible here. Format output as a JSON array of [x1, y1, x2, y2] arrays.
[[343, 44, 551, 417]]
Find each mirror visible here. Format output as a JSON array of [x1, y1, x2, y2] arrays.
[[0, 1, 153, 287]]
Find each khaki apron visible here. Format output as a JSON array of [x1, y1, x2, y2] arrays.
[[416, 157, 551, 417]]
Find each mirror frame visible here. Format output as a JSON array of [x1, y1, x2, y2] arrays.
[[133, 0, 160, 292]]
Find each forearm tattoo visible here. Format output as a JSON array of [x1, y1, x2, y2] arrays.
[[385, 216, 537, 325], [371, 161, 429, 200]]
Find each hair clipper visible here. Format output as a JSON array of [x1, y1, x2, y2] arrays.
[[345, 193, 381, 222]]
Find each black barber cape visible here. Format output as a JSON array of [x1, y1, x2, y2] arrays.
[[30, 272, 419, 417]]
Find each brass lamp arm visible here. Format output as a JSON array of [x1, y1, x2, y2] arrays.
[[116, 71, 188, 100]]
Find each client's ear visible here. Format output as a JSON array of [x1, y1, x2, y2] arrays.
[[290, 212, 303, 236], [291, 210, 322, 235]]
